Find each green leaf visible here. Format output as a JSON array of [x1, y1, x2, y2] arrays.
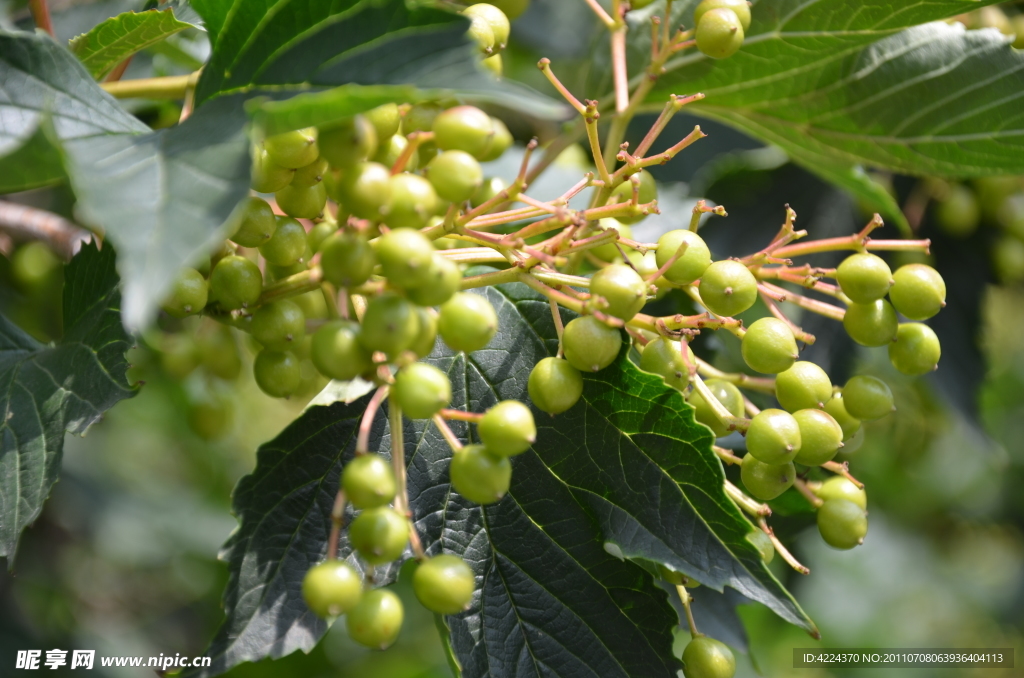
[[249, 84, 428, 137], [193, 281, 813, 677], [61, 95, 251, 331], [0, 30, 148, 192], [69, 9, 193, 79], [0, 241, 136, 565]]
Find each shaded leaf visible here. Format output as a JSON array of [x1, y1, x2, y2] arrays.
[[0, 242, 136, 565], [69, 9, 193, 79], [249, 84, 428, 137]]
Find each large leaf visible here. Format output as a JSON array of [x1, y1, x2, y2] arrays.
[[61, 95, 251, 331], [69, 9, 194, 79], [0, 242, 136, 565], [193, 281, 813, 677], [0, 30, 148, 192]]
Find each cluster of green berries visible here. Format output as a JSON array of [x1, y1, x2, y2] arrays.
[[694, 0, 750, 60], [461, 2, 514, 76]]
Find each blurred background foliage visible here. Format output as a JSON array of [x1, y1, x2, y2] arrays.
[[1, 1, 1023, 677]]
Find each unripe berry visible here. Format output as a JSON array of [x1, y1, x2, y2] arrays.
[[291, 156, 329, 187], [319, 115, 378, 169], [590, 264, 648, 320], [695, 8, 744, 60], [450, 444, 512, 504], [406, 255, 462, 307], [264, 127, 318, 169], [162, 268, 208, 318], [311, 320, 373, 380], [740, 453, 796, 501], [198, 326, 242, 380], [479, 117, 513, 162], [528, 357, 583, 415], [593, 219, 632, 262], [694, 0, 751, 30], [259, 216, 308, 266], [250, 300, 305, 350], [687, 379, 744, 437], [562, 316, 622, 372], [609, 170, 658, 224], [393, 363, 452, 419], [934, 183, 980, 237], [302, 561, 362, 617], [823, 392, 862, 441], [433, 106, 495, 159], [775, 361, 832, 412], [836, 253, 893, 303], [888, 323, 941, 375], [364, 103, 401, 140], [741, 317, 798, 374], [251, 146, 294, 193], [747, 529, 774, 564], [746, 408, 801, 464], [426, 150, 484, 203], [230, 197, 277, 248], [275, 181, 327, 220], [478, 400, 536, 457], [306, 220, 337, 254], [253, 349, 301, 398], [792, 409, 843, 466], [320, 231, 376, 288], [463, 4, 511, 49], [698, 260, 757, 317], [656, 229, 712, 285], [409, 307, 439, 358], [814, 476, 867, 509], [471, 176, 509, 207], [338, 161, 392, 220], [413, 554, 475, 614], [384, 173, 439, 229], [465, 10, 496, 53], [842, 375, 894, 420], [682, 636, 736, 678], [343, 454, 397, 509], [843, 299, 898, 347], [376, 227, 436, 288], [210, 255, 263, 310], [639, 337, 694, 391], [402, 102, 444, 135], [359, 293, 421, 358], [346, 589, 404, 650], [476, 0, 529, 21], [349, 507, 409, 565], [375, 133, 415, 171], [817, 498, 868, 550], [187, 393, 234, 440], [889, 264, 946, 320], [438, 292, 498, 353]]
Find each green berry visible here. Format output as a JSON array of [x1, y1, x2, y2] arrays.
[[346, 589, 404, 650], [402, 102, 444, 135], [359, 293, 420, 358], [935, 183, 980, 237], [463, 3, 510, 48], [365, 103, 402, 142], [319, 115, 378, 169], [682, 636, 736, 678], [746, 530, 774, 564], [562, 316, 622, 372], [695, 7, 744, 59], [699, 260, 757, 317], [250, 300, 305, 350], [410, 307, 439, 358], [375, 134, 416, 171], [230, 197, 277, 248], [210, 255, 263, 310], [264, 128, 319, 169], [655, 229, 711, 285], [471, 176, 509, 208], [843, 299, 898, 347], [775, 361, 832, 412], [817, 498, 868, 550], [814, 476, 867, 510], [253, 349, 301, 398], [465, 10, 496, 53], [251, 146, 295, 193], [609, 170, 658, 224], [198, 326, 242, 380], [427, 150, 484, 203], [413, 554, 475, 614], [741, 317, 798, 374], [291, 156, 329, 187], [406, 255, 462, 307], [479, 117, 513, 162], [476, 0, 529, 20], [888, 323, 941, 375], [528, 357, 583, 415], [187, 392, 234, 440], [478, 400, 536, 457], [162, 268, 208, 317], [349, 506, 409, 565], [393, 363, 452, 419], [836, 253, 893, 303], [438, 292, 498, 353], [993, 235, 1024, 284], [320, 231, 376, 288], [275, 182, 327, 220], [384, 173, 439, 229], [746, 408, 801, 464], [592, 219, 632, 262], [823, 392, 862, 442], [302, 561, 363, 618], [449, 444, 512, 505], [590, 263, 648, 320], [338, 161, 392, 220], [740, 453, 795, 501], [889, 264, 946, 320], [694, 0, 751, 30], [433, 106, 495, 159], [307, 220, 337, 254], [343, 454, 397, 509], [792, 409, 843, 466], [483, 50, 504, 77], [842, 375, 894, 420], [639, 337, 694, 391], [376, 227, 436, 288], [311, 320, 373, 381], [260, 217, 308, 266], [687, 379, 744, 437]]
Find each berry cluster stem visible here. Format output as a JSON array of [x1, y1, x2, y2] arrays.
[[326, 490, 347, 561], [356, 386, 389, 455], [758, 518, 810, 575], [725, 480, 771, 517], [676, 585, 701, 639]]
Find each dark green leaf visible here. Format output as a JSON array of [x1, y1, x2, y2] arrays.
[[69, 9, 193, 79], [0, 124, 66, 194], [0, 241, 136, 565], [193, 280, 814, 677], [0, 30, 148, 193], [61, 95, 251, 330]]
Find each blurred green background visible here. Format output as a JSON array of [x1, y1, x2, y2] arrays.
[[1, 1, 1023, 677]]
